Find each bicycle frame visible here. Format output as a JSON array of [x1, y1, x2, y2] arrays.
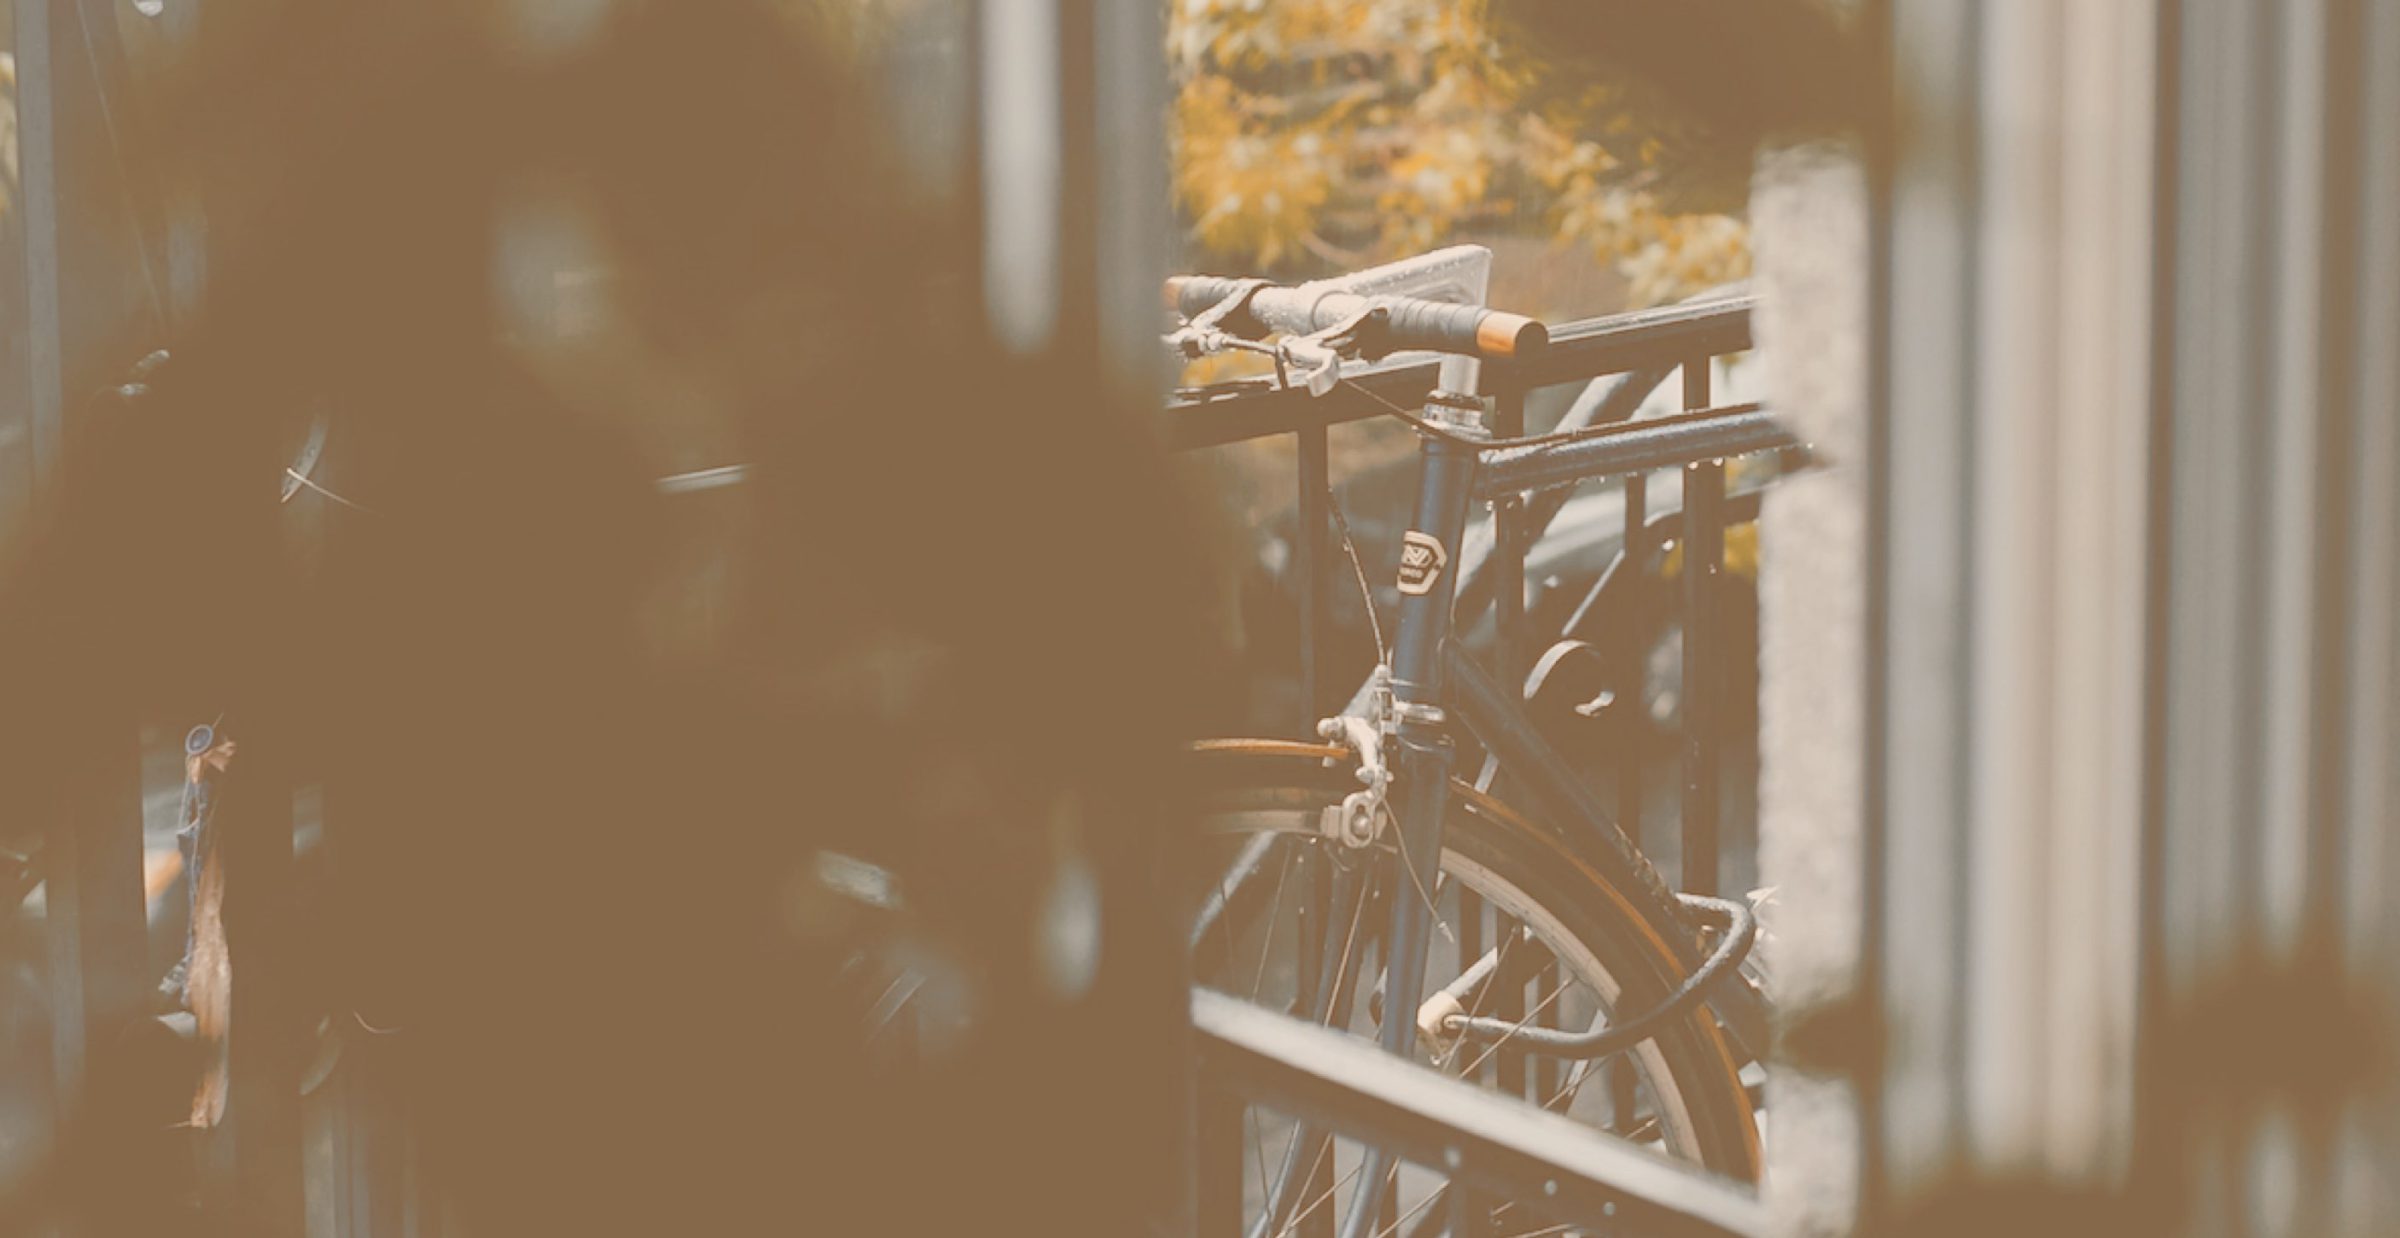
[[1316, 365, 1783, 1236], [1376, 410, 1795, 1045]]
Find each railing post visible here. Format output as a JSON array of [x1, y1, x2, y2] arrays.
[[1298, 424, 1331, 723], [1618, 472, 1650, 839], [1680, 357, 1723, 897], [1610, 455, 1650, 1132], [1493, 381, 1528, 685]]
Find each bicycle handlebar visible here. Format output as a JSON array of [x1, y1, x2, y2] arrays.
[[1166, 275, 1548, 364]]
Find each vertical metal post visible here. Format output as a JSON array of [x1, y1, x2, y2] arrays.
[[1493, 922, 1526, 1099], [1681, 358, 1722, 897], [1293, 843, 1325, 1013], [14, 0, 66, 486], [1609, 470, 1649, 1134], [1454, 891, 1482, 1085], [1492, 384, 1528, 687], [1298, 424, 1331, 722], [1617, 473, 1648, 842], [979, 0, 1163, 394], [1487, 383, 1541, 1107], [1500, 377, 1552, 1109]]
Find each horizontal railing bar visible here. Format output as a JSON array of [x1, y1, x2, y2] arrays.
[[1192, 990, 1767, 1238], [1163, 297, 1755, 451], [1509, 296, 1757, 389], [1474, 404, 1798, 501], [1164, 357, 1437, 450]]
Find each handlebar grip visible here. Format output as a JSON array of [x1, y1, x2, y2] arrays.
[[1168, 274, 1547, 364], [1165, 275, 1255, 320], [1370, 296, 1548, 363]]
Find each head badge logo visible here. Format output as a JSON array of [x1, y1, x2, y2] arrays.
[[1397, 531, 1447, 596]]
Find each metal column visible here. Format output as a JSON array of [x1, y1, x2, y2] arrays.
[[1680, 356, 1722, 898]]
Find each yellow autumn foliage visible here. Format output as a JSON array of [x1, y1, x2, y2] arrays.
[[1170, 0, 1750, 305]]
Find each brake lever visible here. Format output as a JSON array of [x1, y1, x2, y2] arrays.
[[1280, 306, 1390, 397], [1165, 279, 1271, 360]]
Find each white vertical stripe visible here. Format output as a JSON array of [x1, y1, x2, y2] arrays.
[[1966, 0, 2064, 1172], [2258, 0, 2327, 962], [1879, 0, 1984, 1195], [2043, 0, 2152, 1178], [981, 0, 1062, 355], [1092, 0, 1167, 398]]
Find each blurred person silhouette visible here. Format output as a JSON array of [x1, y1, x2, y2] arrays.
[[0, 3, 1213, 1236]]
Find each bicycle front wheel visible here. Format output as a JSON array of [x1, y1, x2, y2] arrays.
[[1176, 740, 1760, 1235]]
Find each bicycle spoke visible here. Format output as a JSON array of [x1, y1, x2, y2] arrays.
[[1188, 762, 1744, 1234], [1455, 887, 1484, 1081], [1333, 1147, 1399, 1238], [1532, 959, 1561, 1099], [1452, 979, 1575, 1082], [1248, 843, 1300, 1004], [1275, 1149, 1362, 1238], [1250, 863, 1381, 1238], [1493, 914, 1527, 1098], [1433, 927, 1536, 1073], [1547, 1063, 1670, 1148], [1316, 863, 1376, 1025], [1376, 1183, 1447, 1238], [1291, 850, 1338, 1238], [1196, 829, 1285, 961], [1250, 1128, 1323, 1238]]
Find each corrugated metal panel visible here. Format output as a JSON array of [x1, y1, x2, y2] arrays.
[[1863, 0, 2400, 1229]]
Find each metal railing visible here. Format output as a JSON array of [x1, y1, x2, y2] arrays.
[[1193, 991, 1766, 1238]]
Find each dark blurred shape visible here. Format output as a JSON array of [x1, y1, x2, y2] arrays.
[[1, 2, 1205, 1235]]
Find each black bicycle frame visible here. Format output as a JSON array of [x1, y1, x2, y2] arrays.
[[1362, 395, 1795, 1082]]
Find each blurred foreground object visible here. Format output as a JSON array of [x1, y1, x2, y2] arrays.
[[1738, 0, 2400, 1234], [1, 2, 1193, 1235]]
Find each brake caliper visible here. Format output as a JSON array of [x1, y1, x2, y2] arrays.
[[1315, 667, 1395, 849]]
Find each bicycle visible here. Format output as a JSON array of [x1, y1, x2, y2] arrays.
[[1163, 246, 1789, 1237]]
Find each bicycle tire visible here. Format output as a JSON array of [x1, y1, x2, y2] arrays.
[[1177, 739, 1762, 1188]]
